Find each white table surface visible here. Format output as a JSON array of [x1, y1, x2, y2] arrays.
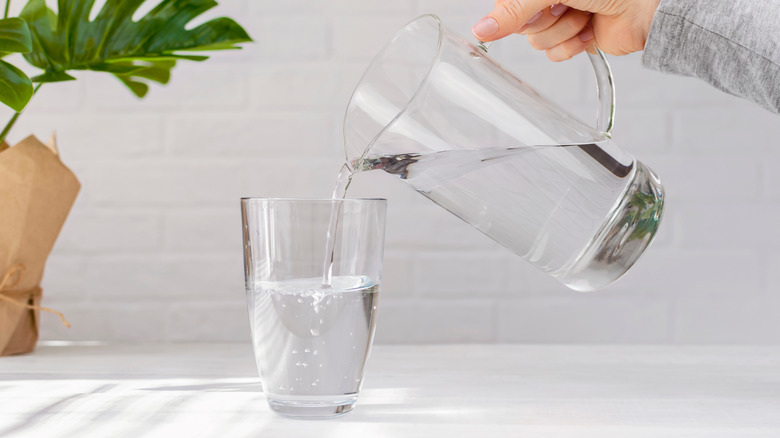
[[0, 343, 779, 437]]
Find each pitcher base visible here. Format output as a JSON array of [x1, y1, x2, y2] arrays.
[[558, 162, 664, 292]]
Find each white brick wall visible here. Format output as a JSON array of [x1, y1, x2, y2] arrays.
[[4, 0, 777, 344]]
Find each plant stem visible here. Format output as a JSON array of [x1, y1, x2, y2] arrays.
[[0, 82, 42, 145], [3, 0, 9, 19]]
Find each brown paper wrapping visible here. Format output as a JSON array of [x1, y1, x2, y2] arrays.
[[0, 135, 80, 356]]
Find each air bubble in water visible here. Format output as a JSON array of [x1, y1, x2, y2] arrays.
[[304, 348, 311, 353], [310, 328, 320, 336]]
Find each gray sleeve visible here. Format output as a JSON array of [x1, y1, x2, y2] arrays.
[[641, 0, 780, 114]]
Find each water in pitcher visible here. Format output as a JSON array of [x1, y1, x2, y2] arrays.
[[247, 275, 379, 408], [342, 140, 661, 290]]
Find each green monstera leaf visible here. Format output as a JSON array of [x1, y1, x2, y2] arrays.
[[0, 17, 33, 111], [20, 0, 251, 97]]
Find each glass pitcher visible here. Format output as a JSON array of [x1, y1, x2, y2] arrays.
[[343, 14, 664, 292]]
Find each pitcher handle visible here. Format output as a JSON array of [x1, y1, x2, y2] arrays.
[[477, 42, 616, 138], [587, 47, 615, 138]]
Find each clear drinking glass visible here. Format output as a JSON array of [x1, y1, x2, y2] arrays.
[[343, 14, 664, 292], [241, 198, 387, 418]]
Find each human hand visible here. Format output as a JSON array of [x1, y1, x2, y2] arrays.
[[472, 0, 661, 61]]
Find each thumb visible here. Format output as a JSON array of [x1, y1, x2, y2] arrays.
[[473, 0, 559, 41]]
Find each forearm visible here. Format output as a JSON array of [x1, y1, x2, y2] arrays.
[[642, 0, 780, 114]]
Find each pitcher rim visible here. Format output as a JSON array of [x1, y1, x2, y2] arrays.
[[342, 14, 444, 163], [241, 197, 387, 203]]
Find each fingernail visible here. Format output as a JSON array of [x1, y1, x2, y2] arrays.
[[473, 17, 499, 39], [550, 3, 568, 17], [579, 28, 594, 42], [526, 11, 543, 24]]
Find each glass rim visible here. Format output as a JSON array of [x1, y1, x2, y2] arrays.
[[342, 14, 444, 161]]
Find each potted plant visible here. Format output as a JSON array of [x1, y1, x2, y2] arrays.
[[0, 0, 251, 356]]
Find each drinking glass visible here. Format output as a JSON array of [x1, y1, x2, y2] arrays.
[[241, 198, 387, 418]]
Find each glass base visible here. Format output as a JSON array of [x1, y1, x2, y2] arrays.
[[559, 161, 665, 292], [267, 395, 358, 419]]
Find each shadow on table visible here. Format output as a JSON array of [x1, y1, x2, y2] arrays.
[[140, 381, 262, 392], [345, 403, 499, 424]]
